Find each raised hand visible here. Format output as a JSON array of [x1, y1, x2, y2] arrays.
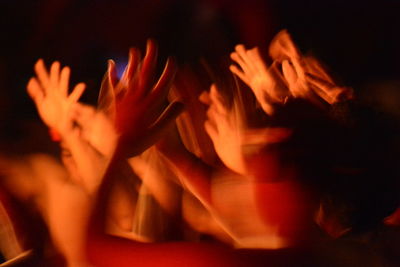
[[200, 84, 247, 174], [200, 84, 292, 176], [27, 59, 86, 136], [230, 45, 289, 115], [98, 40, 183, 157], [269, 30, 354, 105], [268, 30, 311, 100]]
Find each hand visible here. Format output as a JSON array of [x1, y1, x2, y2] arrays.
[[268, 29, 301, 63], [27, 59, 86, 135], [269, 30, 354, 105], [99, 40, 183, 157], [269, 30, 310, 99], [230, 45, 289, 115], [200, 84, 247, 174]]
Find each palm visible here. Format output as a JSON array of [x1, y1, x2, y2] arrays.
[[27, 59, 86, 135], [230, 45, 289, 115]]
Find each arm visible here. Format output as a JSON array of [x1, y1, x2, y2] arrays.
[[27, 60, 112, 194]]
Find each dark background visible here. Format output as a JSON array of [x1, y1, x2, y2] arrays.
[[0, 0, 399, 153]]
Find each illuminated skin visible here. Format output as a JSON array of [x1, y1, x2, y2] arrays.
[[25, 39, 183, 265], [201, 84, 318, 247], [84, 72, 333, 266], [27, 59, 114, 194], [229, 45, 289, 115], [230, 30, 354, 112], [154, 77, 315, 248], [0, 153, 92, 267], [27, 60, 86, 135], [200, 84, 291, 176], [200, 84, 247, 175], [27, 60, 114, 267], [22, 36, 381, 266], [98, 41, 183, 241]]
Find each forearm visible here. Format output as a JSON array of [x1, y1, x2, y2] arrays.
[[61, 130, 110, 195], [158, 147, 213, 208]]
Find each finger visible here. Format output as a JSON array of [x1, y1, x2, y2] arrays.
[[98, 61, 117, 114], [49, 61, 60, 92], [34, 59, 50, 90], [235, 44, 250, 62], [282, 33, 301, 59], [145, 57, 177, 109], [248, 47, 268, 72], [68, 82, 86, 103], [230, 51, 250, 74], [121, 48, 140, 85], [290, 55, 306, 81], [237, 45, 258, 72], [271, 30, 301, 60], [209, 84, 227, 115], [282, 60, 297, 88], [229, 65, 250, 85], [59, 66, 70, 97], [27, 77, 44, 104], [107, 60, 119, 90], [137, 39, 158, 97], [109, 59, 127, 100], [117, 57, 177, 132]]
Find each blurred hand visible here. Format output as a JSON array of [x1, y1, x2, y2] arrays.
[[27, 59, 85, 136], [269, 30, 354, 105], [230, 45, 289, 115], [98, 40, 183, 157], [200, 84, 247, 174]]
